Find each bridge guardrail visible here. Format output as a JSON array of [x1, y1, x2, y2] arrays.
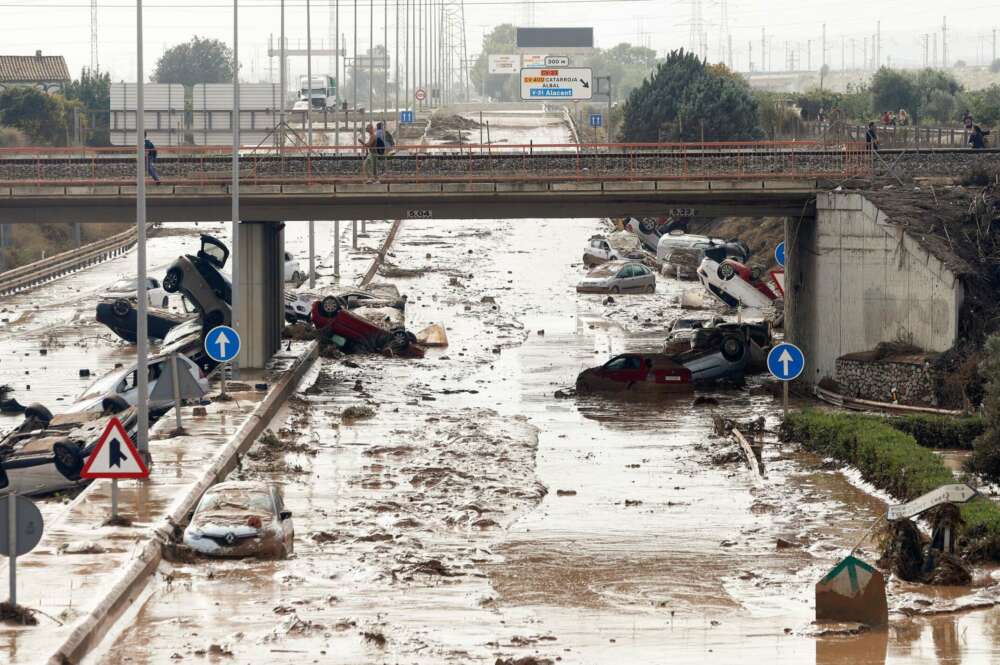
[[0, 225, 147, 295], [0, 140, 874, 185]]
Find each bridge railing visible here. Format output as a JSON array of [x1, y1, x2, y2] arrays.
[[0, 141, 873, 186]]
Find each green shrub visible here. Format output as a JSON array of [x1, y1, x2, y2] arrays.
[[888, 414, 984, 450], [781, 410, 1000, 559]]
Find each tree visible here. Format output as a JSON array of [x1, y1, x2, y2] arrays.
[[470, 24, 518, 102], [63, 68, 111, 145], [0, 87, 77, 145], [581, 43, 658, 102], [961, 84, 1000, 126], [621, 50, 760, 142], [153, 36, 234, 87], [870, 67, 919, 118], [344, 45, 389, 109]]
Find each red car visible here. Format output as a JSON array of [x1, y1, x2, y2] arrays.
[[310, 296, 424, 358], [717, 259, 781, 301], [576, 353, 693, 393]]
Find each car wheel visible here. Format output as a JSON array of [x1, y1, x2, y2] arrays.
[[720, 335, 746, 362], [638, 219, 656, 234], [610, 286, 620, 294], [162, 268, 182, 293], [24, 403, 53, 425], [750, 267, 762, 282], [53, 442, 84, 479], [388, 328, 410, 352], [717, 262, 737, 281], [320, 296, 342, 317], [112, 298, 132, 317], [646, 284, 655, 294], [102, 395, 130, 414]]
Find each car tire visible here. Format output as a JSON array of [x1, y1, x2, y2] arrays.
[[721, 335, 745, 362], [717, 262, 737, 281], [53, 442, 84, 479], [750, 267, 762, 282], [388, 328, 410, 352], [320, 296, 342, 317], [638, 219, 656, 234], [610, 286, 620, 294], [24, 403, 53, 425], [646, 284, 655, 294], [102, 395, 130, 414], [112, 298, 131, 317], [162, 268, 182, 293]]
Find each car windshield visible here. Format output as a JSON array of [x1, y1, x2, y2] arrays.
[[107, 278, 137, 293], [78, 365, 131, 400], [199, 489, 273, 514], [605, 355, 642, 370]]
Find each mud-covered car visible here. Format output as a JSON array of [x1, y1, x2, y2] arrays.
[[286, 285, 406, 324], [310, 296, 424, 357], [162, 235, 232, 329], [661, 316, 727, 355], [697, 255, 781, 310], [96, 298, 190, 343], [670, 322, 772, 383], [0, 405, 138, 496], [576, 353, 693, 393], [183, 480, 294, 558], [582, 233, 645, 268], [102, 276, 171, 309], [66, 351, 209, 416], [576, 261, 655, 294]]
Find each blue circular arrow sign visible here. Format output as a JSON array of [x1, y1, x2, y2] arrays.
[[205, 325, 241, 363], [767, 342, 805, 381], [775, 241, 786, 267]]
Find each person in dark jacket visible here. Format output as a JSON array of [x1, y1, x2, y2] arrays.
[[969, 125, 989, 149], [865, 122, 879, 151], [144, 132, 161, 184]]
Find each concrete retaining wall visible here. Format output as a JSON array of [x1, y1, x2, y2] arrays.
[[786, 192, 963, 384]]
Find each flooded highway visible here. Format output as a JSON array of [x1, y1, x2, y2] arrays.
[[2, 114, 999, 665]]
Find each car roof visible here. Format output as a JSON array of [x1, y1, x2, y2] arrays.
[[208, 480, 275, 493]]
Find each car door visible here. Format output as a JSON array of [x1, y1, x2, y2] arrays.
[[614, 266, 632, 292]]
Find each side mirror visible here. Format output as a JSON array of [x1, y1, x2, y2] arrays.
[[279, 510, 292, 521]]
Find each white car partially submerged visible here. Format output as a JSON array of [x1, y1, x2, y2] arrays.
[[582, 232, 644, 267], [184, 481, 295, 558], [103, 277, 170, 308], [284, 252, 303, 282]]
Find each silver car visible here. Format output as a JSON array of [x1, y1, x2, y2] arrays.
[[576, 261, 656, 294]]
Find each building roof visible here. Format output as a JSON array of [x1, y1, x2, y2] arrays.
[[0, 53, 71, 84]]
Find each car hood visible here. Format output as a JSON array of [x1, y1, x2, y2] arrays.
[[578, 276, 611, 286]]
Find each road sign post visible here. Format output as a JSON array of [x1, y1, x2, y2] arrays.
[[205, 325, 242, 399], [414, 88, 426, 103], [886, 483, 978, 522], [1, 494, 44, 607], [82, 417, 151, 523], [767, 342, 806, 417]]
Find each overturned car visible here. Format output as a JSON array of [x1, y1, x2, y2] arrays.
[[311, 295, 424, 357], [1, 405, 138, 496], [97, 298, 190, 343], [697, 254, 783, 310], [669, 322, 772, 383]]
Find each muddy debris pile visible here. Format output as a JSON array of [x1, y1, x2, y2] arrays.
[[878, 506, 973, 585]]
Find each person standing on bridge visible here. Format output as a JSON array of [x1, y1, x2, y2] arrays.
[[144, 132, 161, 184], [359, 123, 381, 184], [865, 122, 879, 152], [969, 125, 989, 149]]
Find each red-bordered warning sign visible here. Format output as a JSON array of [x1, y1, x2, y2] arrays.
[[80, 417, 149, 479]]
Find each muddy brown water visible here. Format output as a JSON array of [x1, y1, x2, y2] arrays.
[[82, 210, 1000, 665]]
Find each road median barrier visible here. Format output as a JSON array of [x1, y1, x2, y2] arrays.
[[45, 340, 318, 665]]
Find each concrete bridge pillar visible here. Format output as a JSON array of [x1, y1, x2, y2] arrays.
[[237, 221, 285, 369]]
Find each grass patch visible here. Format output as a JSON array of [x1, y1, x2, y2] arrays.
[[887, 414, 985, 451], [781, 410, 1000, 560]]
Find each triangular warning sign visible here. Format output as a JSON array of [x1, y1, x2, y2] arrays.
[[80, 417, 150, 479]]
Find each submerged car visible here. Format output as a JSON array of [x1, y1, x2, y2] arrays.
[[582, 233, 645, 267], [577, 261, 656, 294], [656, 232, 749, 264], [96, 298, 190, 343], [576, 353, 693, 393], [0, 406, 138, 496], [311, 296, 424, 357], [661, 316, 727, 355], [162, 234, 232, 329], [670, 322, 772, 383], [697, 256, 781, 310], [103, 277, 170, 309], [66, 351, 209, 416], [183, 480, 294, 558]]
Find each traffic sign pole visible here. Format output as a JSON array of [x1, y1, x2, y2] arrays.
[[7, 491, 15, 606], [111, 479, 119, 521], [783, 381, 789, 418]]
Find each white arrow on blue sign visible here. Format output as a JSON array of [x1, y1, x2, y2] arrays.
[[589, 113, 602, 128], [767, 342, 805, 381], [205, 325, 241, 363], [775, 241, 786, 267], [400, 110, 414, 124]]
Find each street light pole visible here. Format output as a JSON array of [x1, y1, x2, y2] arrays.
[[394, 0, 399, 125], [135, 0, 149, 459], [279, 0, 285, 146], [307, 0, 315, 289], [232, 0, 241, 369]]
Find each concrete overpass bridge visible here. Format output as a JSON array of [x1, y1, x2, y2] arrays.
[[0, 141, 991, 370]]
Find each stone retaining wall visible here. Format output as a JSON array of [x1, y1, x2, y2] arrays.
[[835, 356, 938, 406]]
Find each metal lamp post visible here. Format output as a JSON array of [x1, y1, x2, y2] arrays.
[[135, 0, 149, 460]]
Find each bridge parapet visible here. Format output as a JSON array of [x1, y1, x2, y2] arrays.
[[0, 141, 873, 186]]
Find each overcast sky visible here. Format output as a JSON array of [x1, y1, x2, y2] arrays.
[[3, 0, 999, 84]]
